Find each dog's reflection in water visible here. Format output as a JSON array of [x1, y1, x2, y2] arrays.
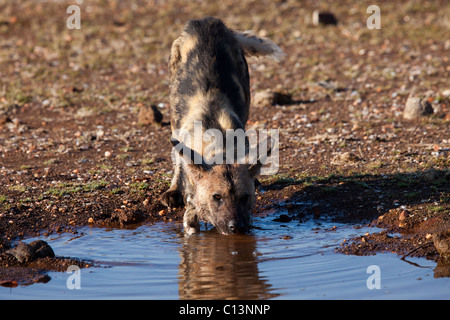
[[178, 231, 278, 300]]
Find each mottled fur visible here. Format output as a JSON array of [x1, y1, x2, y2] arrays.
[[161, 17, 282, 234]]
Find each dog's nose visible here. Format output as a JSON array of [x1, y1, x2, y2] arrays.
[[228, 220, 238, 233], [227, 219, 249, 234]]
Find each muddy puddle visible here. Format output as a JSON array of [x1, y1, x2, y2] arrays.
[[1, 213, 449, 299]]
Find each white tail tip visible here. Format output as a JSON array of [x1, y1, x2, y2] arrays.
[[233, 30, 285, 62]]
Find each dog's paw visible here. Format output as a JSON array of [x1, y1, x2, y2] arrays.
[[161, 189, 184, 208]]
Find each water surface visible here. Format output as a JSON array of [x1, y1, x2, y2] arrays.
[[2, 215, 449, 299]]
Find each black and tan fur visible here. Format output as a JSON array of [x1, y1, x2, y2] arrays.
[[161, 17, 283, 234]]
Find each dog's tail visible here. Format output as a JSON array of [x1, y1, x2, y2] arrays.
[[233, 30, 285, 62]]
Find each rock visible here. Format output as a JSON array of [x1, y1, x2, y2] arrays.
[[445, 113, 450, 121], [421, 169, 440, 183], [6, 240, 55, 263], [138, 104, 163, 125], [272, 214, 292, 222], [253, 90, 292, 107], [254, 90, 272, 106], [432, 230, 450, 260], [399, 210, 409, 221], [7, 243, 35, 263], [403, 96, 433, 120], [331, 152, 361, 165], [272, 91, 293, 105], [33, 274, 51, 284], [0, 116, 11, 125], [434, 258, 450, 278], [318, 80, 346, 92], [29, 240, 55, 259], [312, 10, 338, 26], [0, 280, 19, 288], [112, 208, 146, 225]]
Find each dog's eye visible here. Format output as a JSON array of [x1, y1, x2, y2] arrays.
[[213, 194, 222, 201]]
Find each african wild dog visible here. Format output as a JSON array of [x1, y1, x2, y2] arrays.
[[161, 17, 283, 235]]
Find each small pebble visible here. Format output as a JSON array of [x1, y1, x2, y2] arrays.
[[399, 210, 409, 221]]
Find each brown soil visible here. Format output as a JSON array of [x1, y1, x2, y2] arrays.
[[1, 0, 449, 284]]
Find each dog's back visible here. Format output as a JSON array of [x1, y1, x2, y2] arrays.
[[169, 17, 250, 143]]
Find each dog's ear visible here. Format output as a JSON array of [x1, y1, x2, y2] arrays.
[[233, 30, 285, 62]]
